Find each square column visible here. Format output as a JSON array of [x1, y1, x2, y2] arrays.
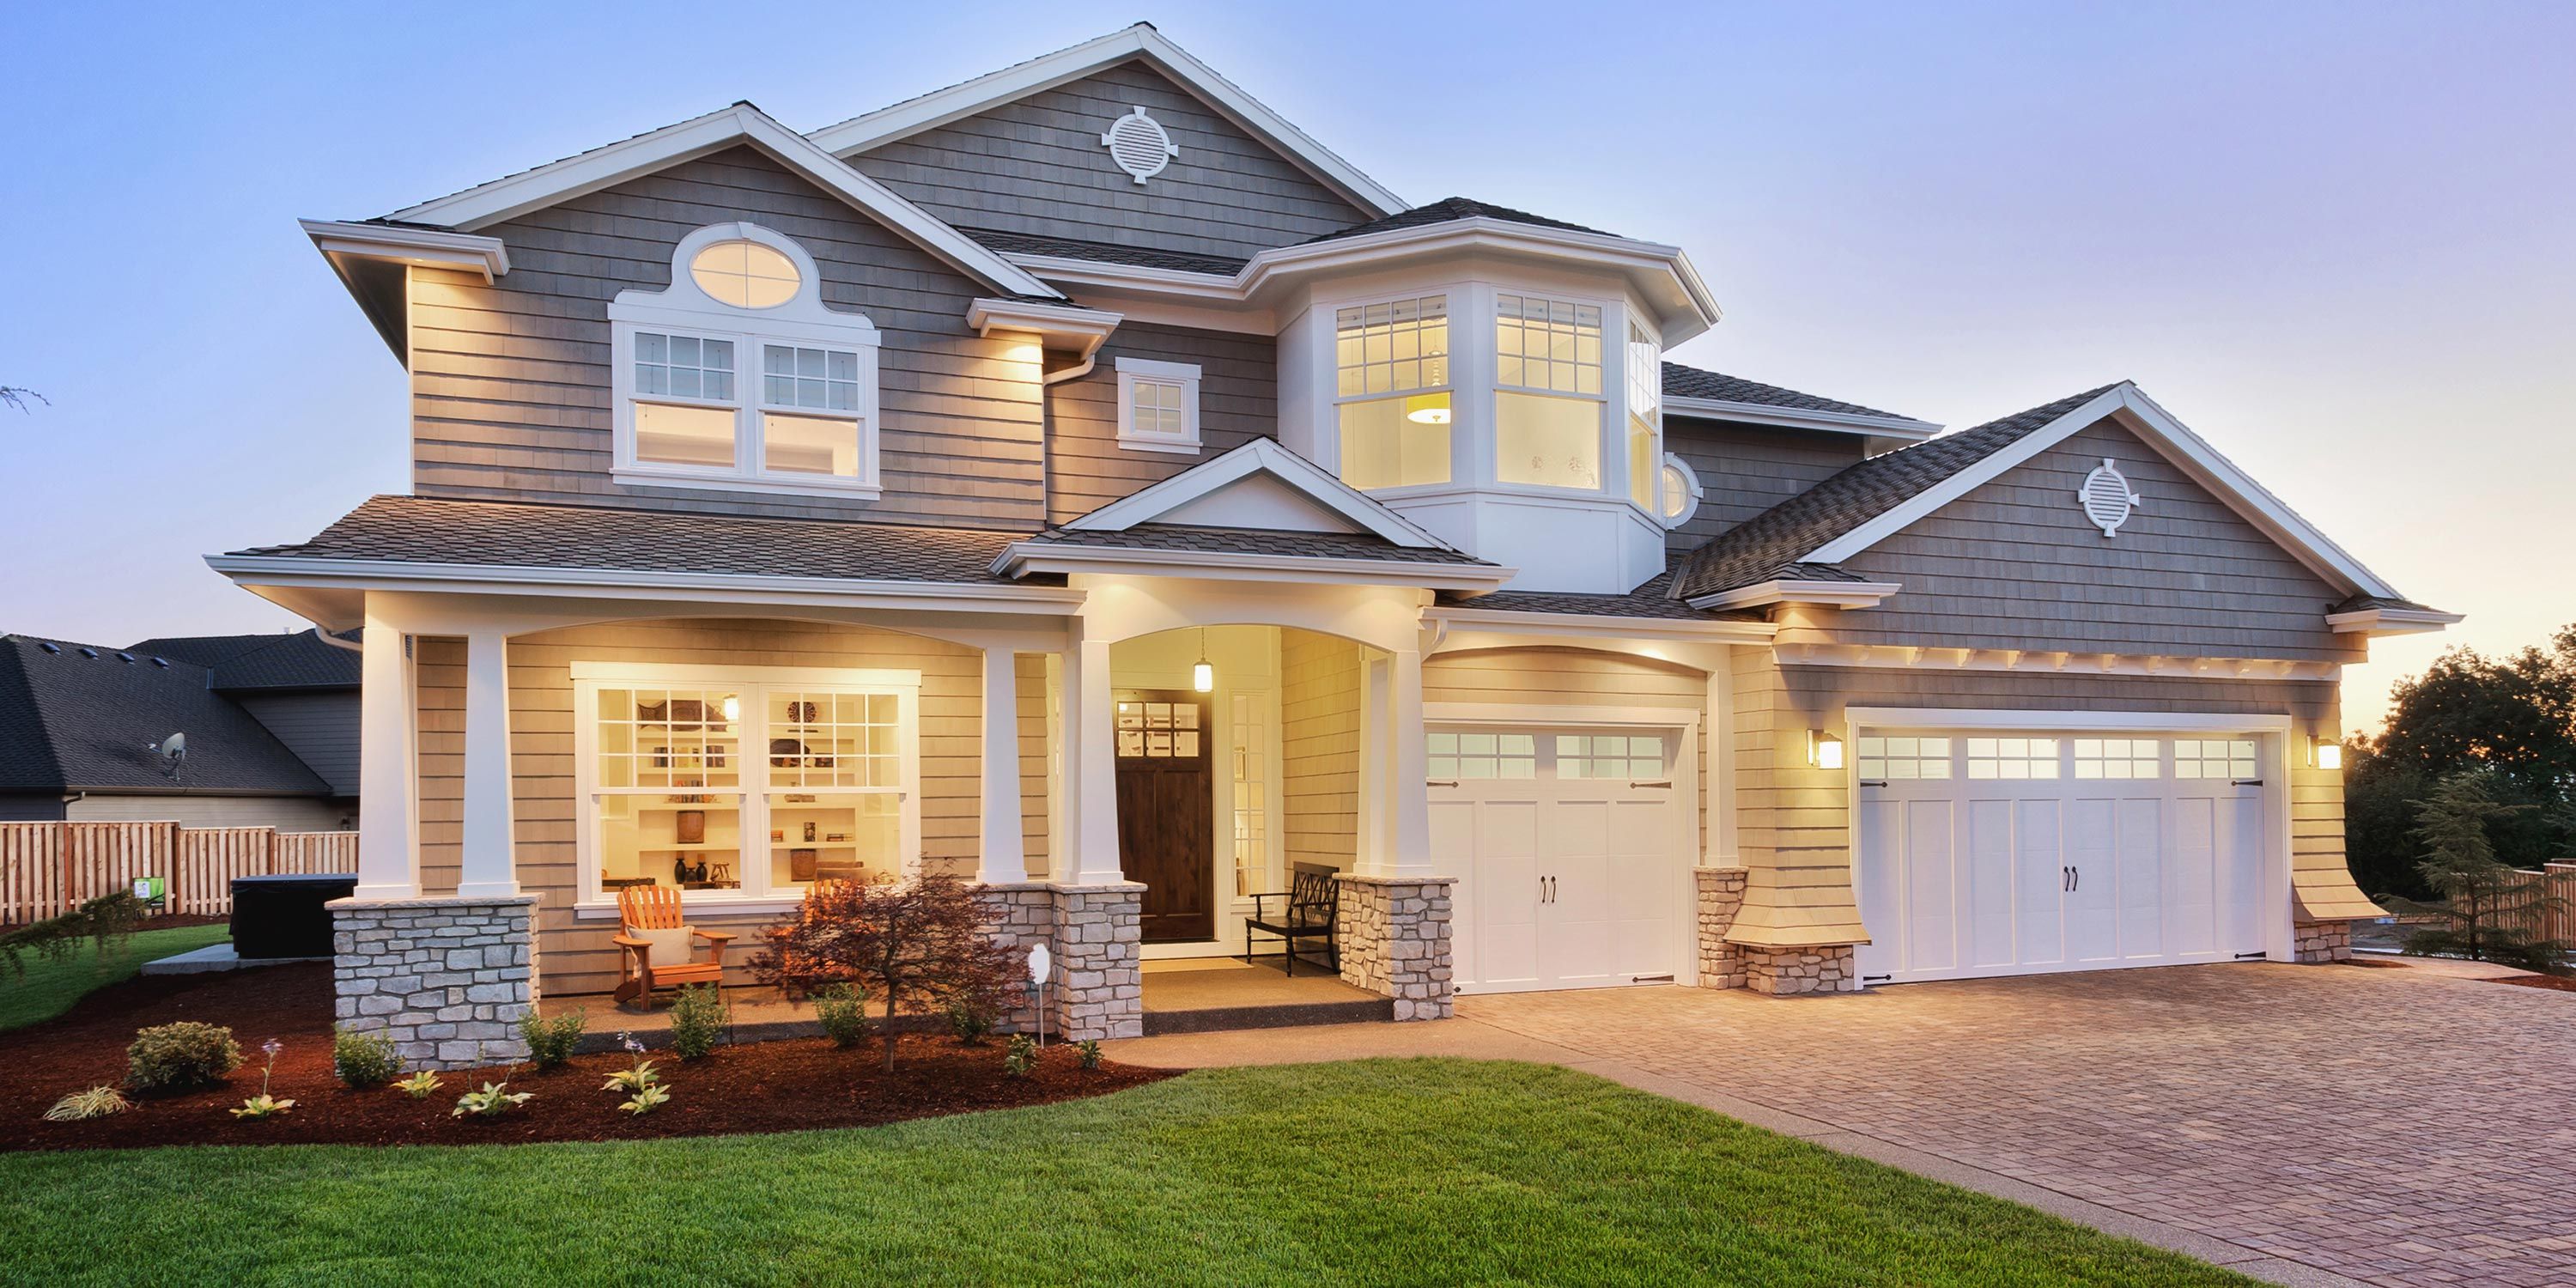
[[354, 598, 419, 901], [1355, 647, 1433, 878], [454, 629, 519, 900], [978, 647, 1028, 884], [1061, 634, 1124, 884]]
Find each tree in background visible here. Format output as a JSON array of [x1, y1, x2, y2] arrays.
[[2345, 625, 2576, 901], [0, 386, 43, 412], [2380, 770, 2567, 972], [752, 874, 1024, 1072]]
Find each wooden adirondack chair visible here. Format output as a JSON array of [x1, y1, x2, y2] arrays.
[[611, 885, 735, 1005]]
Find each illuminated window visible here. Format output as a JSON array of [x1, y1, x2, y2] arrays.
[[689, 239, 800, 309], [1115, 357, 1202, 453], [1557, 733, 1666, 780], [1965, 738, 2061, 780], [2073, 738, 2162, 779], [2175, 738, 2258, 780], [1857, 736, 1953, 780], [1659, 453, 1703, 526], [1230, 693, 1271, 898], [1495, 294, 1603, 490], [1335, 295, 1451, 490], [1625, 320, 1662, 512], [1427, 731, 1536, 781]]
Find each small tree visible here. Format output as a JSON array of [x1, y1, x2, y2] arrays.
[[2384, 770, 2569, 973], [753, 874, 1024, 1071]]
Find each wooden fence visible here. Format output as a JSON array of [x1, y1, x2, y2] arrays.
[[2495, 862, 2576, 946], [0, 822, 359, 923]]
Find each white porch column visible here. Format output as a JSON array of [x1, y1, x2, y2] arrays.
[[1388, 647, 1431, 876], [455, 629, 519, 899], [1065, 634, 1125, 884], [1705, 655, 1738, 865], [978, 647, 1027, 884], [354, 598, 420, 900]]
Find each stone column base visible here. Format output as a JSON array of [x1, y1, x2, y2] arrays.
[[1335, 873, 1455, 1021], [2293, 920, 2354, 963], [331, 895, 539, 1069], [1693, 866, 1748, 989], [1741, 944, 1859, 996], [973, 880, 1143, 1042]]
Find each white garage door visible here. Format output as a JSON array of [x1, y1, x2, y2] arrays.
[[1429, 726, 1690, 993], [1854, 732, 2269, 986]]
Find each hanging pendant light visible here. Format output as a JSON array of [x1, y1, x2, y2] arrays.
[[1193, 627, 1215, 694]]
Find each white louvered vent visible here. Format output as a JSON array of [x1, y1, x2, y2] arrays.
[[1101, 106, 1179, 185], [2078, 459, 2142, 537]]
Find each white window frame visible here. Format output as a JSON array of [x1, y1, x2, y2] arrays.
[[1625, 318, 1663, 515], [609, 222, 884, 501], [1658, 452, 1704, 528], [1113, 357, 1203, 455], [1328, 290, 1456, 493], [569, 660, 921, 917], [1492, 289, 1612, 496]]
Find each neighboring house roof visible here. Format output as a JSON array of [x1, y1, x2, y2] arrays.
[[130, 631, 361, 691], [1302, 197, 1615, 246], [1660, 362, 1917, 423], [0, 635, 332, 797], [961, 227, 1250, 276], [806, 22, 1407, 218]]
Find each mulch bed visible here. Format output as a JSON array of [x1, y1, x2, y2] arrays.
[[2489, 973, 2576, 993], [2, 963, 1171, 1152]]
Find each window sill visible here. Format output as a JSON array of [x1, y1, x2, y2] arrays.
[[574, 896, 804, 921], [613, 467, 883, 501], [1115, 434, 1203, 456]]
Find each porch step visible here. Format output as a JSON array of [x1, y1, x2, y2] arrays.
[[1141, 996, 1394, 1036]]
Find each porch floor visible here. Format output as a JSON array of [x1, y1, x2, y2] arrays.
[[1140, 957, 1391, 1035]]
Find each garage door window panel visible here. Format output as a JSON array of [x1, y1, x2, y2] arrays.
[[1966, 738, 2060, 780], [2073, 739, 2161, 779], [1858, 736, 1953, 781], [2174, 738, 2258, 780]]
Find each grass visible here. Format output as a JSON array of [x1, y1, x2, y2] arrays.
[[0, 922, 231, 1032], [0, 1059, 2247, 1287]]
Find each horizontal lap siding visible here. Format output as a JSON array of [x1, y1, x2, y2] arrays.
[[1280, 629, 1359, 873], [1663, 416, 1867, 552], [1833, 420, 2360, 663], [488, 620, 985, 997], [410, 147, 1045, 528], [846, 61, 1371, 260], [1047, 323, 1279, 522]]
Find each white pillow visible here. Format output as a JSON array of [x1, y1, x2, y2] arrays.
[[627, 925, 696, 969]]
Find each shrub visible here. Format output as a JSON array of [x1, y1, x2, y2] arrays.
[[1075, 1039, 1103, 1072], [670, 984, 726, 1060], [127, 1022, 243, 1091], [619, 1083, 671, 1115], [946, 999, 996, 1047], [753, 874, 1025, 1072], [332, 1025, 402, 1089], [452, 1081, 532, 1118], [1002, 1034, 1037, 1078], [813, 982, 869, 1049], [394, 1071, 444, 1099], [43, 1086, 130, 1121], [519, 1007, 586, 1068]]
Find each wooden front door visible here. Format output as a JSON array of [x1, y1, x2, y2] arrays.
[[1114, 689, 1214, 943]]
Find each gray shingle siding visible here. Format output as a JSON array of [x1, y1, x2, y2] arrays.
[[1662, 415, 1868, 555], [844, 60, 1374, 260], [1045, 321, 1279, 524]]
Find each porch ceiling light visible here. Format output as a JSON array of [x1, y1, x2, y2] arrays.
[[1807, 729, 1844, 771], [1193, 628, 1215, 694], [2311, 737, 2343, 771]]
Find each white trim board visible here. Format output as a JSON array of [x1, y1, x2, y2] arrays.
[[1845, 708, 2296, 734], [1663, 396, 1940, 440], [806, 23, 1406, 219], [1777, 641, 2342, 683], [991, 541, 1513, 591], [1802, 384, 2405, 604], [376, 103, 1060, 301], [1426, 702, 1700, 731], [1059, 438, 1457, 550]]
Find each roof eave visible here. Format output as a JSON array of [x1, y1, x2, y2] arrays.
[[993, 542, 1513, 591], [2326, 606, 2464, 637], [1685, 579, 1904, 611], [1662, 395, 1941, 440], [1419, 604, 1778, 643]]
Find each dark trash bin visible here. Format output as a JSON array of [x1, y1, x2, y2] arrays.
[[230, 873, 359, 960]]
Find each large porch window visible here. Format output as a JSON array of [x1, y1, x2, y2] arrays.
[[574, 664, 920, 908]]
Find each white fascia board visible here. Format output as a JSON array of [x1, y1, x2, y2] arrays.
[[993, 541, 1512, 591], [1663, 395, 1941, 440], [2326, 606, 2464, 636], [1685, 579, 1904, 611], [204, 554, 1085, 616], [1801, 384, 2403, 602], [380, 104, 1060, 301], [1846, 707, 2295, 735], [1060, 438, 1457, 550], [966, 297, 1123, 359], [1419, 605, 1777, 644], [806, 24, 1406, 218], [301, 221, 511, 282]]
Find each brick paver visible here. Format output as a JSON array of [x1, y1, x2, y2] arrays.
[[1461, 963, 2576, 1288]]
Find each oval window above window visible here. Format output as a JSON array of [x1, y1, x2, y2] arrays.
[[1658, 453, 1703, 527], [690, 239, 801, 309]]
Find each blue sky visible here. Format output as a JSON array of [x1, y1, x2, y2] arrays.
[[3, 1, 2569, 729]]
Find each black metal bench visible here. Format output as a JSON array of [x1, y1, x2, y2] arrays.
[[1245, 862, 1339, 976]]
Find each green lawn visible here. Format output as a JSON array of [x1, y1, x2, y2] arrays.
[[0, 922, 231, 1032], [0, 1059, 2244, 1287]]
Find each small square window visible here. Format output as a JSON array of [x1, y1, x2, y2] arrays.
[[1115, 358, 1202, 454]]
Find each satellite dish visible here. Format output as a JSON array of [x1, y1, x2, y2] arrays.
[[150, 732, 185, 780]]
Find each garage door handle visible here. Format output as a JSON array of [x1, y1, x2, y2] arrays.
[[2231, 778, 2263, 787], [1629, 779, 1673, 789], [2071, 866, 2080, 893], [1425, 779, 1460, 788], [1858, 779, 1889, 788]]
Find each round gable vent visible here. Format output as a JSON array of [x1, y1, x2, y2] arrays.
[[1101, 106, 1179, 185], [2078, 459, 2142, 537]]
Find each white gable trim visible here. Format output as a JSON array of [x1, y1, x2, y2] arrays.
[[1062, 438, 1456, 550], [991, 542, 1511, 590], [380, 104, 1060, 301], [2326, 606, 2465, 637], [301, 221, 511, 282], [1801, 383, 2403, 601], [808, 24, 1406, 218], [1662, 395, 1940, 440]]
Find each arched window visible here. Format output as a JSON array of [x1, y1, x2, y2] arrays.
[[1657, 453, 1702, 527], [607, 222, 883, 499]]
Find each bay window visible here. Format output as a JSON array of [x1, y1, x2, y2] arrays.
[[1493, 294, 1604, 490], [1334, 295, 1451, 490], [575, 665, 920, 908], [1625, 320, 1662, 513]]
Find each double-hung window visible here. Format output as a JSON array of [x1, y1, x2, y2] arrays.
[[611, 223, 883, 499], [1334, 295, 1452, 490], [1493, 293, 1605, 491]]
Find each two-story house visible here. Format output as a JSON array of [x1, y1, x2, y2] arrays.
[[216, 24, 2455, 1062]]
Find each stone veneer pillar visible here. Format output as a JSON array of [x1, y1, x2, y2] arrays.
[[1335, 873, 1455, 1020], [331, 896, 539, 1069], [1739, 945, 1859, 995], [972, 880, 1143, 1042], [1692, 866, 1748, 990], [2293, 920, 2355, 964]]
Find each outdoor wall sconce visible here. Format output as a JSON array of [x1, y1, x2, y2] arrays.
[[1807, 729, 1844, 771], [2310, 737, 2343, 771]]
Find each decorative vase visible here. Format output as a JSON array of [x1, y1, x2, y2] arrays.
[[803, 822, 817, 842]]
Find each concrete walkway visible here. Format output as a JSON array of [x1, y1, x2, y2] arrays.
[[1109, 958, 2576, 1288]]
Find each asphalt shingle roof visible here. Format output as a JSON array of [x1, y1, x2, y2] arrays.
[[1303, 197, 1615, 246], [1668, 384, 2123, 600], [1438, 567, 1763, 622], [0, 635, 332, 796], [131, 631, 361, 691], [1024, 524, 1493, 565], [1660, 361, 1919, 423], [960, 228, 1249, 276]]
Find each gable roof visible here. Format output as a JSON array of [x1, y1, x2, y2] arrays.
[[1061, 438, 1458, 550], [128, 631, 361, 691], [373, 103, 1060, 301], [808, 23, 1405, 219], [1670, 382, 2428, 619], [0, 635, 333, 797], [1301, 197, 1614, 245]]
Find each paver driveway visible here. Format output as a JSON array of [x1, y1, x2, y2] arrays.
[[1461, 962, 2576, 1288]]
